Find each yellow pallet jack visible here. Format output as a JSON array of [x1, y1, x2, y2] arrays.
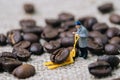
[[43, 34, 80, 69]]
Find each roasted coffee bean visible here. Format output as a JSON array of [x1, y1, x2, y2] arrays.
[[45, 19, 61, 27], [94, 35, 108, 46], [20, 19, 36, 28], [14, 41, 31, 49], [7, 31, 22, 45], [78, 17, 89, 25], [88, 31, 102, 39], [0, 34, 7, 46], [0, 52, 16, 59], [105, 44, 120, 55], [92, 23, 109, 33], [59, 31, 73, 38], [43, 40, 61, 53], [106, 28, 120, 38], [109, 14, 120, 24], [84, 17, 98, 31], [23, 33, 39, 43], [12, 64, 35, 79], [97, 55, 120, 69], [61, 21, 75, 31], [22, 26, 43, 35], [41, 28, 59, 41], [50, 48, 69, 64], [30, 43, 43, 55], [2, 57, 22, 73], [68, 27, 77, 32], [12, 48, 31, 61], [109, 37, 120, 45], [88, 61, 112, 77], [58, 12, 74, 22], [88, 39, 103, 55], [24, 3, 35, 14], [98, 3, 114, 13], [61, 37, 74, 47]]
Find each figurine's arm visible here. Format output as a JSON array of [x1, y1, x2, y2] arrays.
[[78, 29, 88, 38]]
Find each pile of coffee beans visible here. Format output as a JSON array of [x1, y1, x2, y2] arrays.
[[87, 2, 120, 78], [88, 55, 120, 78], [0, 2, 119, 79], [0, 52, 35, 79]]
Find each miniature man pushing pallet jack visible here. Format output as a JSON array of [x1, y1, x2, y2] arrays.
[[43, 21, 88, 69]]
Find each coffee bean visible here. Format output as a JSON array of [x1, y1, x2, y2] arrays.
[[92, 23, 109, 33], [105, 44, 120, 55], [88, 61, 112, 77], [12, 64, 35, 79], [23, 33, 39, 43], [30, 43, 43, 55], [94, 35, 108, 46], [50, 48, 69, 64], [61, 37, 74, 47], [45, 19, 61, 27], [98, 3, 114, 13], [109, 37, 120, 45], [109, 14, 120, 24], [88, 31, 102, 39], [14, 41, 31, 49], [43, 40, 61, 53], [20, 19, 36, 28], [22, 26, 43, 35], [106, 28, 120, 38], [1, 57, 22, 73], [41, 28, 59, 41], [24, 3, 35, 14], [0, 34, 7, 46], [68, 27, 77, 32], [58, 12, 74, 22], [59, 31, 73, 38], [84, 17, 98, 31], [7, 30, 22, 45], [0, 52, 16, 59], [97, 55, 120, 69], [61, 21, 75, 31], [78, 17, 88, 25], [12, 48, 31, 61], [88, 39, 103, 55]]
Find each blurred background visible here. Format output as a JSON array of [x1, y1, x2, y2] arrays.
[[0, 0, 119, 34]]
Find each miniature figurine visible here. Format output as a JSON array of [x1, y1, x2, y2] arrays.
[[73, 21, 88, 59]]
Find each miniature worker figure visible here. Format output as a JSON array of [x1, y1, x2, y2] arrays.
[[73, 21, 88, 59]]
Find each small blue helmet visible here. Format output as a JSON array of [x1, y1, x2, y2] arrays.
[[75, 21, 81, 25]]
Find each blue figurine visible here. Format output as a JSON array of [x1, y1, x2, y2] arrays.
[[73, 21, 88, 59]]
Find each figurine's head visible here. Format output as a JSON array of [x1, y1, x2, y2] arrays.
[[75, 21, 81, 29]]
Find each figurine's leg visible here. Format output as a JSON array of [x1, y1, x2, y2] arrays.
[[79, 48, 84, 57], [82, 47, 88, 59]]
